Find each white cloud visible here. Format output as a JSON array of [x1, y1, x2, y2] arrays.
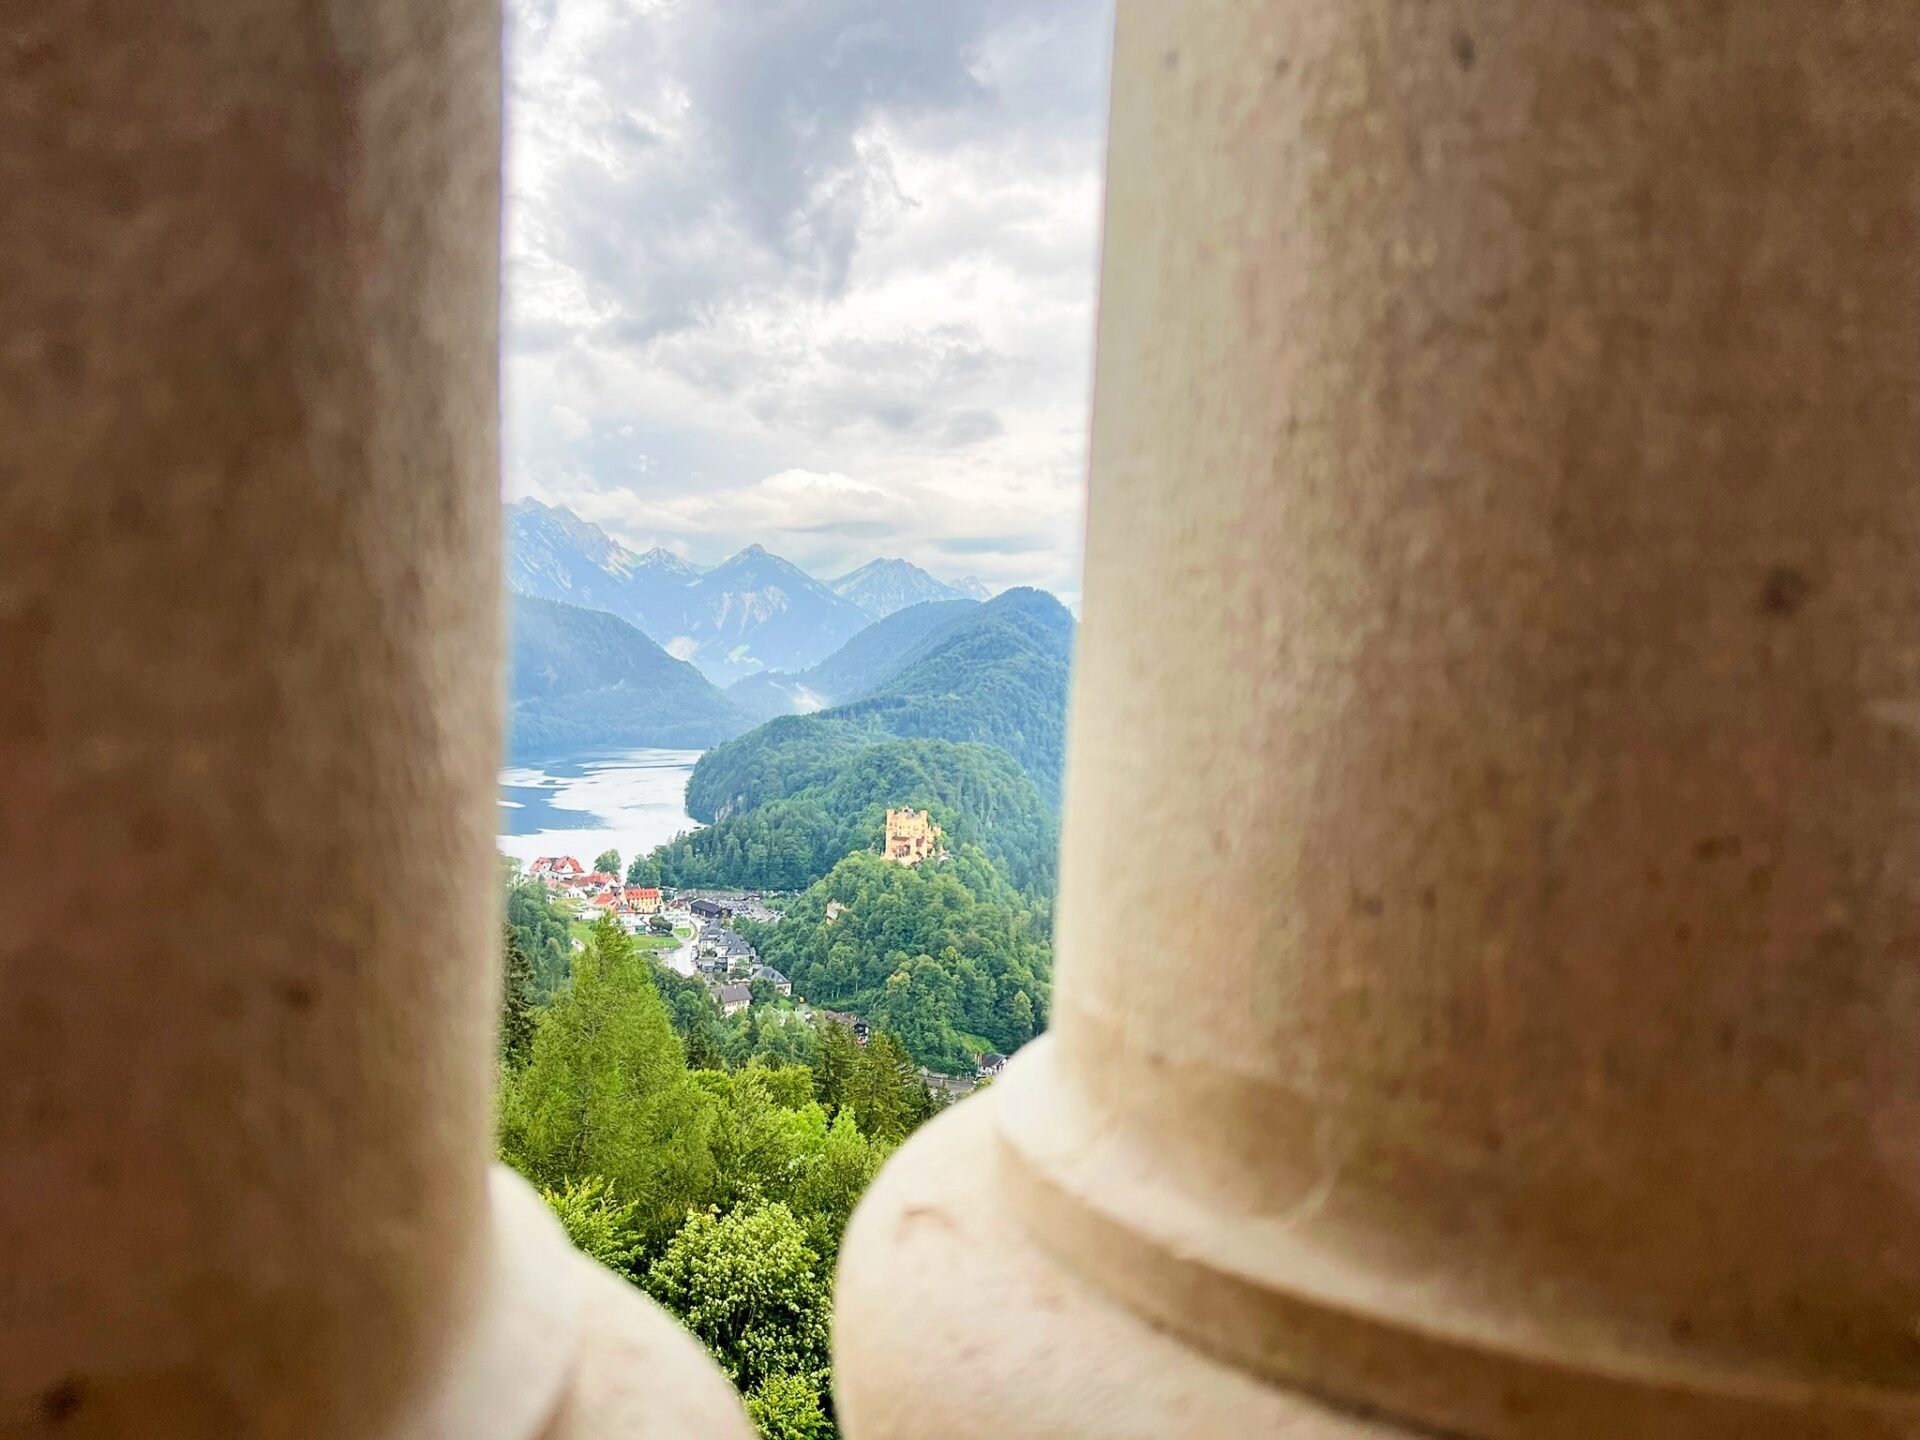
[[502, 0, 1112, 601]]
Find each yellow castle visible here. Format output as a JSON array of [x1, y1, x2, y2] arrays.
[[884, 807, 941, 866]]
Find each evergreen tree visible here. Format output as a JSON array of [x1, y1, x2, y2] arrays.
[[505, 875, 574, 999], [500, 922, 538, 1068], [685, 1023, 725, 1072], [842, 1031, 921, 1145], [812, 1022, 859, 1114], [1001, 989, 1036, 1049], [499, 915, 715, 1245]]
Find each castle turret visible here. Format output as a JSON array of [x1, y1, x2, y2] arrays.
[[884, 808, 941, 866]]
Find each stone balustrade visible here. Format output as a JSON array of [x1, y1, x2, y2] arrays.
[[8, 2, 1920, 1437], [0, 2, 749, 1435], [834, 4, 1920, 1437]]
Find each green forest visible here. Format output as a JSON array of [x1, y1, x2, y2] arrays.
[[687, 588, 1074, 816], [747, 850, 1051, 1075], [646, 736, 1058, 895], [498, 903, 948, 1438], [824, 588, 1074, 803]]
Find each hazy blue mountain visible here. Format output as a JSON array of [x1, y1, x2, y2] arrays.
[[724, 671, 829, 725], [506, 501, 878, 687], [723, 598, 980, 723], [689, 587, 1076, 812], [505, 499, 698, 641], [673, 545, 874, 685], [952, 575, 997, 602], [829, 557, 968, 619], [506, 594, 750, 759]]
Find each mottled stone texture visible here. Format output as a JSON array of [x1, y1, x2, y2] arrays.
[[836, 3, 1920, 1437], [0, 2, 747, 1437]]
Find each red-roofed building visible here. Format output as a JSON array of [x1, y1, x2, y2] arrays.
[[582, 872, 617, 891], [529, 856, 585, 889], [623, 886, 662, 914], [589, 892, 617, 908]]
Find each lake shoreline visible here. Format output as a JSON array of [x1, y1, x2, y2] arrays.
[[497, 747, 706, 868]]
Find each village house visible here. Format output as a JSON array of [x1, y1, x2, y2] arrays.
[[699, 923, 756, 968], [623, 886, 661, 914], [978, 1052, 1008, 1079], [825, 900, 846, 924], [750, 964, 791, 997], [884, 807, 940, 866], [528, 855, 584, 888], [715, 982, 752, 1018], [688, 897, 731, 922]]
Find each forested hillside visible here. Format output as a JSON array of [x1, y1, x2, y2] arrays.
[[725, 598, 978, 723], [687, 588, 1074, 818], [647, 737, 1057, 894], [685, 715, 863, 822], [507, 594, 750, 758], [827, 587, 1073, 802], [748, 850, 1052, 1074]]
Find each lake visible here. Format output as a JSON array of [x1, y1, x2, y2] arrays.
[[497, 748, 704, 869]]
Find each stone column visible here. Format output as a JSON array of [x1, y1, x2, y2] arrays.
[[835, 4, 1920, 1437], [0, 3, 748, 1437]]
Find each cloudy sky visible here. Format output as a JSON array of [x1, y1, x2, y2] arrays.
[[503, 0, 1115, 602]]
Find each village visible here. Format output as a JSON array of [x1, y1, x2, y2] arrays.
[[522, 808, 1007, 1094]]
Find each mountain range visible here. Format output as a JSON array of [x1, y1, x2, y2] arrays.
[[507, 499, 702, 640], [687, 587, 1077, 815], [828, 557, 972, 619], [505, 595, 750, 759], [502, 500, 1072, 790], [725, 597, 981, 723], [644, 586, 1075, 900], [506, 499, 997, 685]]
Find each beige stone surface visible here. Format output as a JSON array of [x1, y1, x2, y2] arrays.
[[837, 1, 1920, 1436], [0, 1, 747, 1435], [540, 1260, 754, 1440], [835, 1096, 1406, 1440], [1, 2, 503, 1431]]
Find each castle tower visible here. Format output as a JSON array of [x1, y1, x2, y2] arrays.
[[885, 808, 941, 866]]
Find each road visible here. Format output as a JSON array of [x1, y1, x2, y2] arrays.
[[662, 918, 700, 978]]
